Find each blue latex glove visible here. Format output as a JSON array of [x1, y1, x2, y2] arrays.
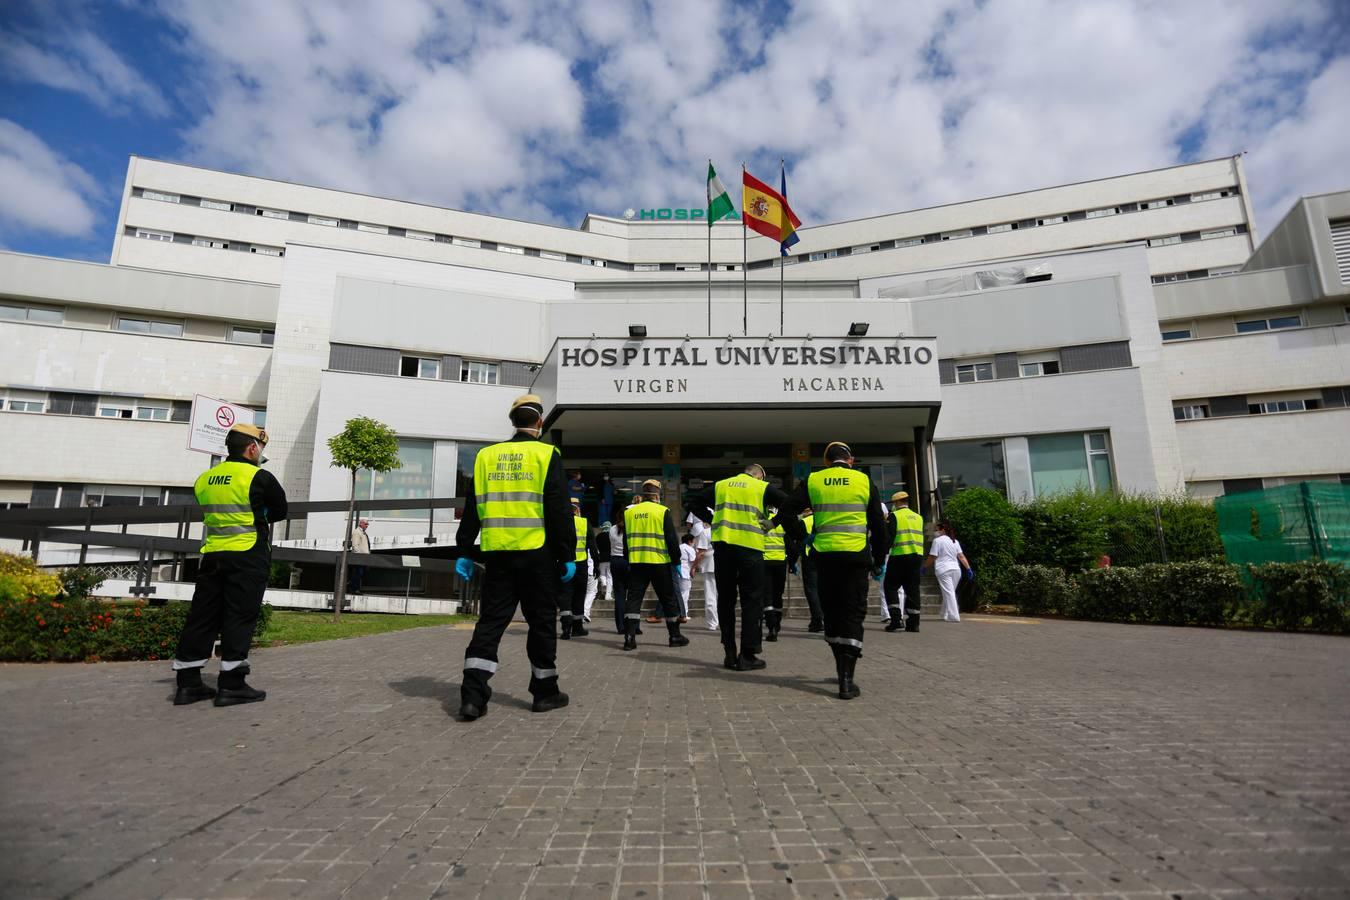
[[803, 534, 815, 548], [964, 567, 975, 582], [672, 564, 682, 582], [871, 563, 886, 582], [561, 561, 577, 583], [454, 557, 474, 581]]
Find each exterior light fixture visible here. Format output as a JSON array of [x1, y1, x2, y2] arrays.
[[628, 325, 647, 338], [848, 322, 870, 337]]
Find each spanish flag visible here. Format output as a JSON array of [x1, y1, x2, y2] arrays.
[[743, 169, 801, 253]]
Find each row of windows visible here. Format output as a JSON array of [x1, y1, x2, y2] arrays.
[[22, 481, 197, 509], [1172, 387, 1348, 421], [132, 227, 285, 257], [1, 300, 274, 344], [1151, 266, 1242, 284], [0, 390, 266, 424], [937, 431, 1114, 500], [1160, 309, 1328, 342], [399, 355, 499, 383], [131, 183, 1243, 273]]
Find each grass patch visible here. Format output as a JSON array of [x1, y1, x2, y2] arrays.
[[257, 610, 473, 647]]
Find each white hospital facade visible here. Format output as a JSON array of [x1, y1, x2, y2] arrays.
[[2, 155, 1348, 559]]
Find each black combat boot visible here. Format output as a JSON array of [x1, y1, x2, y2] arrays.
[[560, 617, 572, 640], [622, 620, 638, 651], [738, 652, 767, 670], [667, 621, 690, 647], [808, 618, 823, 632], [724, 650, 743, 670], [838, 654, 860, 700], [765, 610, 780, 641], [905, 611, 920, 633], [571, 620, 588, 637], [173, 667, 216, 706], [531, 692, 570, 713], [214, 666, 266, 707], [885, 607, 903, 632], [458, 699, 487, 720]]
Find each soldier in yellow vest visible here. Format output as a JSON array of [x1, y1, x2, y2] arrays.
[[884, 490, 926, 632], [172, 423, 288, 707], [621, 479, 687, 651], [783, 442, 887, 700], [687, 463, 794, 671], [561, 497, 592, 639], [454, 395, 576, 720], [760, 511, 789, 642]]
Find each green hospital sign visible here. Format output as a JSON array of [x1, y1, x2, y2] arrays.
[[623, 207, 741, 222]]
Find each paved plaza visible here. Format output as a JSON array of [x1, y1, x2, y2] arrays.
[[2, 614, 1348, 899]]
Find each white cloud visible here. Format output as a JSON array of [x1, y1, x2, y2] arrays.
[[119, 0, 1350, 235], [0, 119, 101, 238], [0, 27, 170, 117]]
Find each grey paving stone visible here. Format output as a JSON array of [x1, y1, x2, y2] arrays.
[[1, 616, 1348, 899]]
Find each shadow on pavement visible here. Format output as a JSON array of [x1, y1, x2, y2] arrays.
[[634, 647, 837, 699], [386, 675, 532, 715]]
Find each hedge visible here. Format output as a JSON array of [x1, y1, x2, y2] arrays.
[[942, 487, 1022, 600], [0, 552, 271, 662], [999, 558, 1346, 634]]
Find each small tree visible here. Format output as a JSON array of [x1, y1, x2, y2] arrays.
[[327, 417, 401, 620]]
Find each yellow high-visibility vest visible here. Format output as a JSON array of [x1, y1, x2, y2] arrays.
[[474, 440, 558, 552], [763, 523, 786, 562], [711, 475, 769, 551], [625, 500, 670, 564], [806, 466, 871, 553], [573, 514, 589, 562], [195, 460, 260, 553], [891, 507, 925, 556]]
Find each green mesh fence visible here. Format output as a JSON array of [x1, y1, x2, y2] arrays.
[[1216, 482, 1350, 566]]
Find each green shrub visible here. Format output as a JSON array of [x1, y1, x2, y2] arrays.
[[1133, 561, 1243, 626], [1002, 564, 1076, 616], [943, 487, 1023, 600], [0, 552, 61, 604], [1017, 491, 1222, 571], [1247, 561, 1350, 634], [1072, 567, 1139, 622], [58, 566, 106, 602], [1017, 491, 1112, 573]]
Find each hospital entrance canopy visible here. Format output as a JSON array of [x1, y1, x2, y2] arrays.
[[531, 335, 942, 446]]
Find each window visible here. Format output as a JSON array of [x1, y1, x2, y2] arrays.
[[142, 190, 179, 203], [497, 244, 524, 255], [354, 438, 435, 519], [1036, 215, 1066, 226], [851, 244, 878, 254], [676, 263, 702, 272], [454, 441, 491, 518], [229, 325, 275, 345], [84, 484, 161, 507], [135, 228, 173, 242], [986, 223, 1013, 234], [250, 245, 284, 257], [1173, 404, 1209, 420], [1141, 198, 1174, 210], [1019, 360, 1060, 377], [1249, 399, 1319, 414], [1236, 314, 1302, 334], [936, 439, 1007, 499], [1191, 191, 1222, 202], [357, 222, 388, 234], [808, 252, 826, 261], [1201, 228, 1236, 239], [0, 302, 64, 323], [192, 238, 229, 249], [452, 237, 480, 248], [895, 237, 923, 247], [539, 250, 565, 261], [634, 263, 660, 272], [99, 398, 134, 419], [1208, 266, 1241, 276], [1029, 432, 1113, 496], [461, 360, 499, 384], [308, 214, 338, 227], [955, 362, 994, 383], [116, 317, 184, 337], [257, 207, 288, 220], [405, 229, 435, 241], [1, 390, 45, 413], [582, 257, 606, 267], [1086, 206, 1119, 219], [135, 400, 172, 421], [1148, 235, 1182, 247], [940, 230, 971, 241], [717, 264, 741, 272], [199, 198, 232, 211], [399, 356, 440, 379], [1161, 328, 1193, 341]]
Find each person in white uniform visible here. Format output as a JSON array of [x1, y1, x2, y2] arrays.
[[925, 519, 973, 622], [689, 516, 719, 630], [677, 533, 697, 619]]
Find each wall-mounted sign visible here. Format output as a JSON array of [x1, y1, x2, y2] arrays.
[[623, 208, 741, 222], [187, 393, 257, 456], [536, 336, 939, 407]]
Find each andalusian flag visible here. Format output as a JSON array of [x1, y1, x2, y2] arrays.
[[743, 169, 802, 253], [707, 162, 735, 223]]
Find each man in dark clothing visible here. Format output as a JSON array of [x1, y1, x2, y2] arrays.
[[782, 442, 888, 700], [172, 422, 288, 707], [687, 464, 795, 671], [455, 394, 576, 720], [621, 479, 688, 651]]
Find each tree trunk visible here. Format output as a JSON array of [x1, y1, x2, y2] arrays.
[[333, 468, 357, 622]]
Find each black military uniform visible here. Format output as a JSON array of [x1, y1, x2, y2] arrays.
[[172, 423, 287, 707], [621, 483, 687, 651]]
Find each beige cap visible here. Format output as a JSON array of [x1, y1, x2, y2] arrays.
[[228, 422, 269, 446], [891, 490, 909, 503], [510, 394, 544, 414]]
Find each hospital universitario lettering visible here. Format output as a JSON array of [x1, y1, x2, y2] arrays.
[[560, 342, 934, 396]]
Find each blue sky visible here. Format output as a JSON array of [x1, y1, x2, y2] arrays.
[[2, 0, 1348, 264]]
